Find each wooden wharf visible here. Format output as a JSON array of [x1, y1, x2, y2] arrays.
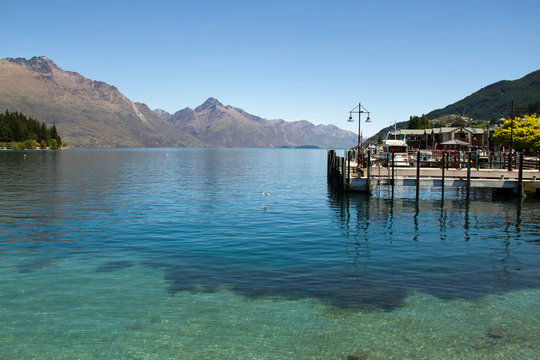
[[327, 149, 540, 198]]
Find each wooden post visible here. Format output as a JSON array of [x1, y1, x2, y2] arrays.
[[391, 152, 395, 186], [341, 157, 346, 188], [416, 150, 420, 198], [327, 150, 332, 176], [347, 151, 351, 184], [518, 150, 524, 197], [466, 152, 471, 200], [367, 150, 371, 191], [386, 153, 390, 190], [326, 150, 331, 176], [441, 151, 446, 195]]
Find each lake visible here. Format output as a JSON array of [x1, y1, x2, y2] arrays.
[[1, 148, 539, 359]]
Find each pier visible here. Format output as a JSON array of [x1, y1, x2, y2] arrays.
[[327, 149, 540, 198]]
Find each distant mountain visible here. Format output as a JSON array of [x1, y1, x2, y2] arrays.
[[153, 108, 172, 121], [164, 97, 356, 148], [0, 56, 203, 147], [0, 56, 355, 148], [427, 69, 540, 120]]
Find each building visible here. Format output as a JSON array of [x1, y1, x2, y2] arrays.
[[387, 127, 489, 150]]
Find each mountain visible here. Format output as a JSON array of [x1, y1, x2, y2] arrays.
[[153, 109, 172, 121], [0, 56, 203, 147], [164, 97, 357, 148], [364, 69, 540, 144], [0, 56, 355, 148], [427, 69, 540, 120]]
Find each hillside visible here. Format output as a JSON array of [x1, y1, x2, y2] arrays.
[[0, 56, 203, 148], [427, 69, 540, 120], [365, 69, 540, 144], [164, 98, 357, 148]]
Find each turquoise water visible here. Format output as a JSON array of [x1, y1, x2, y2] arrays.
[[1, 148, 539, 359]]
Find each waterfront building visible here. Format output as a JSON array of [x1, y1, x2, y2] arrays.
[[388, 127, 489, 150]]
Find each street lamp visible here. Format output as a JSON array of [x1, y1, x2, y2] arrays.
[[348, 102, 371, 165]]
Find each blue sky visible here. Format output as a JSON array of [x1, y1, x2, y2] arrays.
[[2, 0, 539, 136]]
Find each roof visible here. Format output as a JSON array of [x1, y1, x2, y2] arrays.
[[440, 139, 471, 146], [394, 129, 426, 135], [384, 139, 407, 146], [390, 127, 488, 135]]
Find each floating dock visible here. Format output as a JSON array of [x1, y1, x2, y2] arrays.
[[327, 150, 540, 197]]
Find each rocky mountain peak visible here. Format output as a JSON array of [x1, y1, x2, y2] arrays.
[[195, 97, 223, 111], [7, 56, 59, 74], [153, 108, 172, 121]]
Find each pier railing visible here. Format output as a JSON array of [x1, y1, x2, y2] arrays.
[[328, 149, 539, 197], [350, 149, 540, 171]]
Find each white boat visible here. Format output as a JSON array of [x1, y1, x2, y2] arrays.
[[410, 150, 438, 167], [380, 139, 409, 166]]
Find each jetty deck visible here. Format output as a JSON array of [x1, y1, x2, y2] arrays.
[[328, 150, 540, 197]]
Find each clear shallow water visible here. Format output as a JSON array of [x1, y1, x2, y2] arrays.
[[1, 148, 539, 359]]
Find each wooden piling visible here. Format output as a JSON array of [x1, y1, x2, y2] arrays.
[[346, 151, 350, 185], [466, 152, 471, 200], [341, 157, 345, 187], [416, 150, 420, 198], [367, 150, 371, 189], [441, 151, 446, 195], [518, 150, 524, 197], [391, 152, 395, 186]]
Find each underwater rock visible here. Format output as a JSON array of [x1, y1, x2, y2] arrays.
[[487, 327, 505, 339], [346, 350, 369, 360], [127, 322, 142, 331]]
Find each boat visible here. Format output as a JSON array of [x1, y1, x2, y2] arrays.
[[380, 139, 409, 167], [409, 150, 438, 167]]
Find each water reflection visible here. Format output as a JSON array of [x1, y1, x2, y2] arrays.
[[327, 185, 540, 305]]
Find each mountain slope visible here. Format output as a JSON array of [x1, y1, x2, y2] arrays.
[[427, 69, 540, 120], [0, 56, 203, 147], [166, 98, 356, 148]]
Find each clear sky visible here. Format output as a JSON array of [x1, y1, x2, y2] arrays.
[[2, 0, 539, 136]]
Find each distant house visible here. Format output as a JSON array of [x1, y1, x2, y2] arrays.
[[387, 127, 489, 150]]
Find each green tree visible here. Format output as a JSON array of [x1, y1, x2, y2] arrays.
[[408, 114, 431, 129], [492, 114, 540, 151], [0, 110, 62, 148]]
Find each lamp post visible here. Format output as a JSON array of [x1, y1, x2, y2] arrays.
[[348, 102, 371, 165]]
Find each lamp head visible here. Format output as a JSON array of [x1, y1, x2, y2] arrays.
[[366, 114, 371, 123], [348, 114, 354, 122]]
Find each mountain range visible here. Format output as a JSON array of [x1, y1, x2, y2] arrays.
[[0, 56, 356, 148], [2, 56, 538, 148], [159, 97, 356, 148]]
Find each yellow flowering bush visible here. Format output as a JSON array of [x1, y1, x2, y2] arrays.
[[493, 114, 540, 150]]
